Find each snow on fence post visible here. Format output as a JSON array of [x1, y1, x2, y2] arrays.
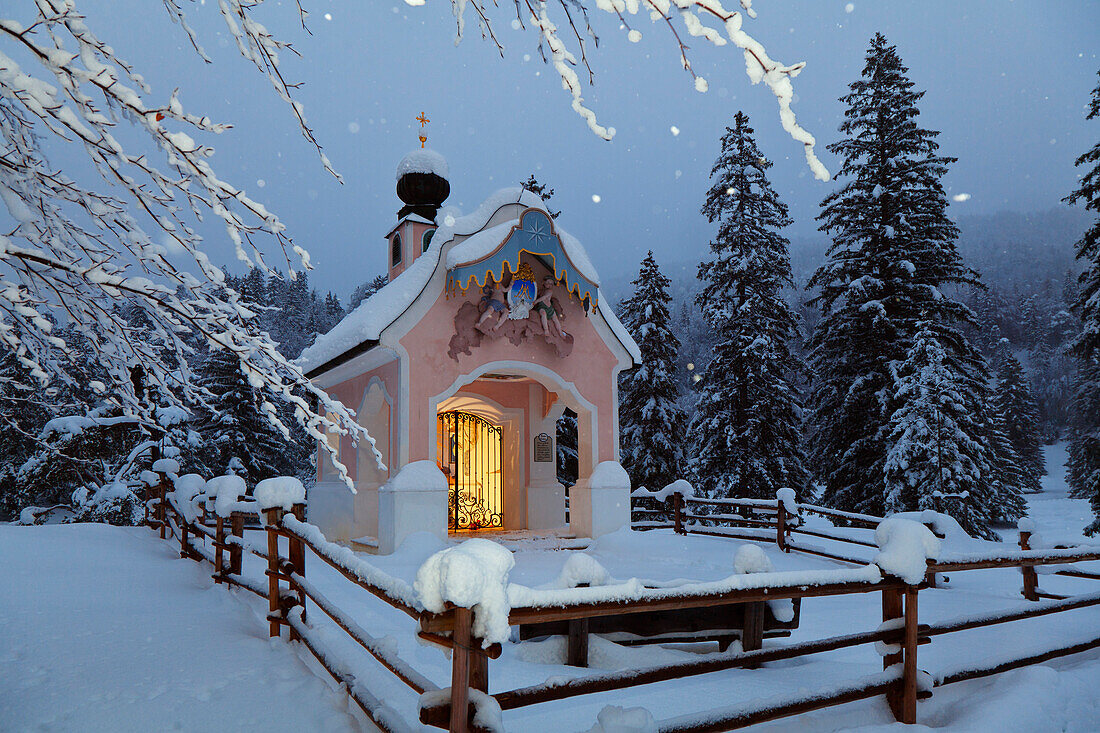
[[208, 475, 246, 584], [288, 502, 307, 629], [154, 471, 170, 540], [263, 505, 284, 637], [649, 479, 694, 535], [672, 492, 685, 535], [229, 513, 245, 576], [775, 488, 797, 553], [255, 477, 306, 639], [873, 517, 938, 725], [1018, 519, 1039, 601], [214, 513, 226, 584], [415, 539, 513, 731]]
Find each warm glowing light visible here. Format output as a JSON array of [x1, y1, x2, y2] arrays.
[[438, 412, 504, 531]]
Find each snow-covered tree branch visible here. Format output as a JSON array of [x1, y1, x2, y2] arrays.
[[0, 2, 377, 489], [421, 0, 830, 181], [1, 0, 826, 495]]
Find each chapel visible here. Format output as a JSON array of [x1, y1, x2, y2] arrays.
[[297, 149, 639, 552]]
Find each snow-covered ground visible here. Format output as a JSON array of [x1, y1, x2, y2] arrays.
[[0, 524, 365, 731], [2, 443, 1099, 732]]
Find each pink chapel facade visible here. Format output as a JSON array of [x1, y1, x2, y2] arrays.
[[297, 150, 640, 552]]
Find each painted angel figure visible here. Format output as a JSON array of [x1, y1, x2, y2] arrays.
[[476, 278, 509, 332], [533, 276, 565, 337]]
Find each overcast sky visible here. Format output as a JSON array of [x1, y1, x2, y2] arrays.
[[17, 1, 1100, 300]]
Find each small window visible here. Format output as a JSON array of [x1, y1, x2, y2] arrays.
[[422, 228, 435, 252], [391, 233, 402, 266]]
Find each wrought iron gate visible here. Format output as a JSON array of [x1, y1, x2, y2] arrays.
[[437, 411, 504, 531]]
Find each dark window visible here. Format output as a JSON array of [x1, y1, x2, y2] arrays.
[[391, 233, 402, 266], [422, 228, 435, 252]]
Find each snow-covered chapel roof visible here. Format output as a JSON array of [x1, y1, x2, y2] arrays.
[[297, 187, 639, 376]]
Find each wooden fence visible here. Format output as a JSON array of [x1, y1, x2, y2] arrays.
[[144, 468, 1100, 733]]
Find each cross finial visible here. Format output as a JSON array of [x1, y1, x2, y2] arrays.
[[417, 112, 430, 148]]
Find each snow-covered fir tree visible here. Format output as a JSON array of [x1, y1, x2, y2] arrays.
[[521, 175, 561, 219], [618, 251, 687, 490], [195, 346, 288, 488], [556, 408, 579, 490], [883, 325, 1015, 539], [991, 338, 1045, 493], [688, 112, 810, 500], [348, 275, 389, 312], [807, 35, 995, 524], [1065, 69, 1100, 534], [982, 410, 1031, 527]]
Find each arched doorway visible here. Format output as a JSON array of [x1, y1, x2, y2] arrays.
[[437, 411, 504, 531]]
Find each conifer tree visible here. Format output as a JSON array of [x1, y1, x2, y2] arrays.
[[556, 409, 579, 489], [348, 275, 389, 311], [195, 346, 288, 488], [619, 251, 686, 490], [983, 410, 1031, 526], [1065, 69, 1100, 534], [688, 112, 810, 500], [991, 338, 1045, 493], [521, 174, 561, 218], [807, 34, 993, 522], [883, 325, 1014, 539]]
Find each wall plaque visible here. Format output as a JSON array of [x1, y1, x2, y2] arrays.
[[534, 432, 553, 462]]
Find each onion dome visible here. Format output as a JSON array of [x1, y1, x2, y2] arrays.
[[395, 149, 450, 222]]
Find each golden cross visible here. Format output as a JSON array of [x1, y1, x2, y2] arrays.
[[417, 112, 429, 148]]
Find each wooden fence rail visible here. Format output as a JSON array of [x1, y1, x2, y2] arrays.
[[149, 471, 430, 733], [143, 472, 1100, 733]]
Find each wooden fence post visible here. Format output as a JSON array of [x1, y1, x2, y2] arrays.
[[229, 513, 244, 575], [900, 586, 919, 724], [776, 501, 788, 553], [1019, 530, 1039, 601], [288, 503, 307, 635], [143, 482, 151, 527], [157, 475, 169, 539], [672, 493, 685, 535], [566, 583, 590, 667], [882, 585, 903, 717], [264, 506, 285, 638], [743, 601, 765, 653], [449, 606, 474, 733], [883, 583, 919, 724], [214, 516, 225, 584]]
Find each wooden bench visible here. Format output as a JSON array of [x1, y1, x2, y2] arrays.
[[518, 597, 801, 667]]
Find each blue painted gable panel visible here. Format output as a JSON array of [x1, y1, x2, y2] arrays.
[[447, 209, 598, 309]]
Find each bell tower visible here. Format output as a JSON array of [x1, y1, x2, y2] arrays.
[[386, 115, 449, 282]]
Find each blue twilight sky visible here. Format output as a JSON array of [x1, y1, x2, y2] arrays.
[[13, 1, 1100, 299]]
